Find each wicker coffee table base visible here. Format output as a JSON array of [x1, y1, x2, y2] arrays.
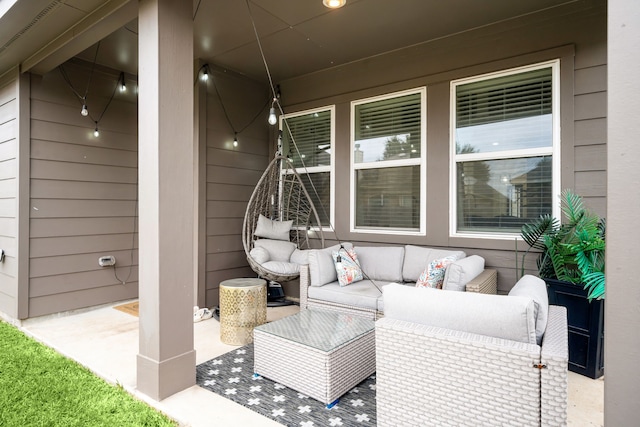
[[253, 324, 376, 406]]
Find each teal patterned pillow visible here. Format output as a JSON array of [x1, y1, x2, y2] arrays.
[[416, 256, 457, 289], [332, 248, 363, 287]]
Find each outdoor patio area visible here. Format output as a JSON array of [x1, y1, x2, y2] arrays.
[[12, 300, 603, 427]]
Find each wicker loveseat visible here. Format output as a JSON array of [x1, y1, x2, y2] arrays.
[[376, 276, 568, 427], [299, 244, 497, 320]]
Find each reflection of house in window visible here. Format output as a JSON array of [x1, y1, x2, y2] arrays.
[[356, 167, 419, 229], [509, 157, 552, 220]]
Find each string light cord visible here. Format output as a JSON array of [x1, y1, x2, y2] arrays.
[[113, 177, 138, 285], [245, 0, 383, 295], [245, 0, 334, 237]]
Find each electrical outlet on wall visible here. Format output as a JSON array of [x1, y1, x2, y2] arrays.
[[98, 255, 116, 267]]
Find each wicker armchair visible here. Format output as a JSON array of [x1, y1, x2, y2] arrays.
[[376, 280, 568, 427]]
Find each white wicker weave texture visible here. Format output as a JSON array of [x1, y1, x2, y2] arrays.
[[253, 310, 376, 405], [376, 319, 544, 427], [541, 306, 569, 426]]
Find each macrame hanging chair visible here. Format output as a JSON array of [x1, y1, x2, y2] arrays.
[[242, 155, 326, 282]]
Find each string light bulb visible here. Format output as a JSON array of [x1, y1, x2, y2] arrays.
[[268, 107, 277, 125], [268, 97, 278, 125], [233, 134, 238, 147], [119, 72, 126, 92], [93, 122, 99, 137], [201, 66, 209, 82], [81, 104, 88, 116]]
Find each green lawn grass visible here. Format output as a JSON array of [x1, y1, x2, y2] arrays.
[[0, 321, 177, 427]]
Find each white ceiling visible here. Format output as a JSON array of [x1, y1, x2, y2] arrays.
[[0, 0, 582, 82]]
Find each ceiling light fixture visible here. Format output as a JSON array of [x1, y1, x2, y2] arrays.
[[323, 0, 346, 9]]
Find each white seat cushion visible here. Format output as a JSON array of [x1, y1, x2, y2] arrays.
[[261, 261, 300, 275], [308, 279, 382, 310]]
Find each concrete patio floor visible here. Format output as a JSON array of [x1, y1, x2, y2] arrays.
[[13, 300, 603, 427]]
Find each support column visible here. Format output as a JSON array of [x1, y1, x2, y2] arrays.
[[606, 0, 640, 424], [137, 0, 195, 400]]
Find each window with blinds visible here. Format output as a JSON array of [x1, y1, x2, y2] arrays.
[[281, 107, 333, 228], [352, 88, 425, 233], [452, 62, 558, 235]]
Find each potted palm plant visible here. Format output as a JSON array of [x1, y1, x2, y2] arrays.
[[519, 189, 605, 378]]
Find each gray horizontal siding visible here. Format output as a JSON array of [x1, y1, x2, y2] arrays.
[[0, 80, 18, 316], [204, 71, 269, 308], [28, 64, 139, 317]]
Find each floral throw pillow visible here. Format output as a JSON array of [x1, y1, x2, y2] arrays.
[[332, 248, 363, 287], [416, 256, 457, 289]]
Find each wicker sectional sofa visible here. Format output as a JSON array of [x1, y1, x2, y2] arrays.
[[376, 276, 568, 426], [299, 243, 497, 319]]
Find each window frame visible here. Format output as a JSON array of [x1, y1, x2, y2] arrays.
[[279, 105, 335, 232], [350, 87, 427, 235], [449, 60, 561, 239]]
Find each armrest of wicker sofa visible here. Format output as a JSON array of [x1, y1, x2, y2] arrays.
[[465, 268, 497, 294], [299, 264, 311, 309], [540, 305, 569, 426]]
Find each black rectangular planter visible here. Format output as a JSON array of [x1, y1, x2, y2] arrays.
[[545, 278, 604, 379]]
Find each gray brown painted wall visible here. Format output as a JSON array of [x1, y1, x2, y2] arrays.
[[203, 69, 270, 308], [28, 62, 139, 316], [0, 77, 18, 316], [278, 1, 607, 293]]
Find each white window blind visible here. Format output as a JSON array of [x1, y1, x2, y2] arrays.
[[281, 108, 333, 227], [452, 63, 557, 235], [352, 89, 425, 233]]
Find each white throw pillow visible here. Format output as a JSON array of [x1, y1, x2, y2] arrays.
[[253, 239, 297, 262], [254, 214, 293, 241]]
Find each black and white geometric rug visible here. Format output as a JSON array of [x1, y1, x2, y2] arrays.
[[196, 344, 377, 426]]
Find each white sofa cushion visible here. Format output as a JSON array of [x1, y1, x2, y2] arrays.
[[355, 246, 404, 282], [253, 239, 297, 262], [508, 275, 549, 345], [442, 255, 485, 292], [402, 245, 466, 282], [383, 283, 538, 345], [290, 248, 309, 265], [308, 279, 382, 310], [249, 246, 270, 264], [308, 243, 353, 287], [261, 261, 300, 275], [254, 215, 293, 241]]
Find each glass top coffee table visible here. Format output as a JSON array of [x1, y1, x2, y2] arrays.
[[253, 309, 375, 407]]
